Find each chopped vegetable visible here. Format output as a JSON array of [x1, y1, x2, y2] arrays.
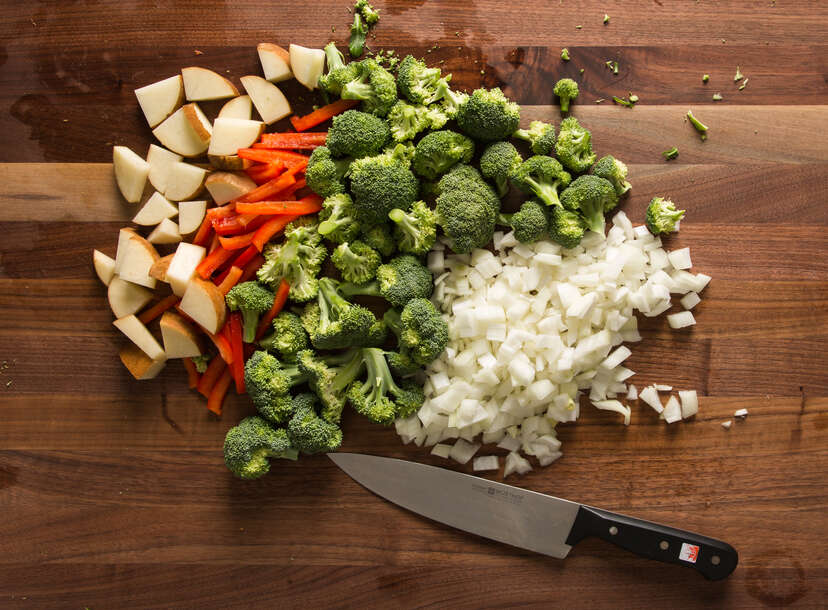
[[734, 66, 744, 82], [289, 98, 360, 132], [734, 408, 748, 418], [662, 146, 679, 161], [686, 109, 709, 140], [473, 455, 499, 471], [713, 92, 723, 101], [560, 48, 570, 61], [702, 74, 710, 83]]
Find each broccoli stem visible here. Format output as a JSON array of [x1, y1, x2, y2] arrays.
[[662, 146, 679, 161], [686, 110, 708, 140], [241, 310, 260, 343], [341, 80, 373, 101], [383, 308, 402, 336], [560, 97, 571, 113], [339, 280, 381, 298]]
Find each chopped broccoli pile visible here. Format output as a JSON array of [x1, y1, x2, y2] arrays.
[[646, 197, 686, 235], [560, 174, 619, 234], [498, 199, 549, 244], [257, 219, 327, 303], [412, 130, 475, 180], [479, 141, 522, 197], [456, 87, 521, 142], [556, 116, 597, 173], [513, 120, 556, 156], [224, 416, 298, 480], [388, 200, 437, 256], [259, 312, 309, 362], [331, 240, 381, 284], [553, 78, 579, 113], [592, 154, 631, 197]]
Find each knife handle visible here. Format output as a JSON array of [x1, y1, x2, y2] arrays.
[[565, 505, 738, 580]]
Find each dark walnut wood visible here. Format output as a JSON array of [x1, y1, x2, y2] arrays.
[[0, 1, 826, 608]]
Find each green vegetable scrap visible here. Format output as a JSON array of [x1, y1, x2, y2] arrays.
[[686, 109, 708, 140], [662, 146, 679, 161], [224, 416, 298, 480], [734, 66, 743, 82], [553, 78, 579, 113], [349, 0, 380, 57], [646, 196, 685, 235], [225, 281, 275, 343], [561, 48, 571, 61], [512, 120, 556, 156]]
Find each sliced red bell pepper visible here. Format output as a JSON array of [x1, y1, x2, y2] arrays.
[[255, 279, 290, 340], [290, 98, 359, 131]]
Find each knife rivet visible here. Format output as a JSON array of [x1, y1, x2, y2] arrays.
[[659, 540, 669, 550], [711, 555, 721, 565], [609, 526, 618, 536]]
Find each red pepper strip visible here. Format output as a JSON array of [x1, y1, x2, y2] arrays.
[[196, 246, 234, 279], [227, 313, 246, 392], [236, 172, 297, 204], [205, 329, 234, 365], [197, 356, 227, 398], [255, 279, 290, 340], [207, 205, 237, 219], [216, 266, 243, 295], [208, 232, 221, 254], [218, 231, 256, 250], [183, 358, 200, 389], [279, 178, 307, 199], [252, 214, 300, 251], [192, 215, 213, 247], [245, 162, 285, 183], [239, 254, 265, 283], [229, 244, 260, 270], [137, 294, 180, 324], [238, 215, 270, 232], [235, 195, 322, 216], [258, 132, 328, 149], [237, 148, 309, 166], [206, 368, 233, 415], [290, 98, 359, 131]]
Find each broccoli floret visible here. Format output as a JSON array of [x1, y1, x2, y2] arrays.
[[297, 349, 365, 423], [366, 317, 388, 346], [317, 193, 361, 244], [559, 175, 618, 234], [479, 141, 522, 198], [223, 416, 298, 480], [287, 393, 343, 454], [191, 353, 211, 373], [456, 87, 521, 142], [547, 205, 586, 249], [592, 154, 631, 197], [339, 255, 433, 308], [424, 105, 449, 129], [434, 80, 469, 119], [331, 240, 381, 284], [387, 100, 432, 142], [360, 223, 396, 257], [396, 55, 444, 104], [349, 0, 379, 57], [349, 149, 419, 225], [646, 197, 686, 235], [244, 350, 307, 424], [553, 78, 579, 113], [340, 59, 398, 117], [434, 166, 500, 253], [556, 116, 597, 173], [225, 281, 275, 343], [412, 130, 475, 180], [326, 110, 389, 159], [306, 146, 352, 198], [319, 42, 360, 95], [513, 120, 556, 155], [388, 200, 437, 256], [498, 199, 549, 244], [384, 298, 448, 365], [385, 349, 420, 377], [258, 311, 309, 362], [258, 220, 327, 303], [300, 277, 377, 350], [509, 155, 572, 208], [347, 348, 425, 423]]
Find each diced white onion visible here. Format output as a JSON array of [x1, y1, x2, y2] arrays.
[[721, 420, 732, 429], [639, 386, 664, 413], [654, 384, 673, 391], [430, 443, 452, 458], [668, 311, 696, 329], [449, 439, 480, 464], [680, 292, 701, 310], [667, 247, 692, 270], [504, 451, 532, 477], [473, 456, 499, 471], [663, 396, 682, 423], [626, 384, 638, 400], [592, 399, 631, 425], [734, 408, 748, 418], [678, 390, 699, 418]]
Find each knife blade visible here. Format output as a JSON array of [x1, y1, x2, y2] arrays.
[[329, 453, 738, 580]]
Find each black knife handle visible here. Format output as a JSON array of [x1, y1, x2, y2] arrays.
[[565, 505, 738, 580]]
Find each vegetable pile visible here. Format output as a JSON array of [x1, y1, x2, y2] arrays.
[[95, 0, 712, 480]]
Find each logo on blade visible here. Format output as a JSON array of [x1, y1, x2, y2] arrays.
[[679, 542, 700, 563], [471, 482, 524, 505]]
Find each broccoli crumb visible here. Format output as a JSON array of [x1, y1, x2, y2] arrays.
[[595, 98, 605, 104], [739, 78, 748, 90], [712, 93, 723, 101], [628, 94, 639, 103], [603, 14, 610, 24], [579, 68, 584, 74], [575, 24, 582, 29], [612, 96, 634, 108], [734, 66, 744, 81], [662, 146, 679, 161], [686, 109, 708, 140], [702, 74, 710, 83], [561, 48, 570, 61]]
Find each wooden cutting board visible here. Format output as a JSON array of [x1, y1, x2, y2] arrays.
[[1, 1, 826, 608]]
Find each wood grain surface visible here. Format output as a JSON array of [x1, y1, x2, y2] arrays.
[[1, 1, 827, 608]]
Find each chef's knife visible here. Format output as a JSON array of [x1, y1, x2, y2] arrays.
[[329, 453, 738, 580]]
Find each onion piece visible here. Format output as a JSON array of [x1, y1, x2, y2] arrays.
[[430, 443, 452, 458], [663, 396, 682, 423], [679, 390, 699, 418], [473, 456, 499, 472]]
